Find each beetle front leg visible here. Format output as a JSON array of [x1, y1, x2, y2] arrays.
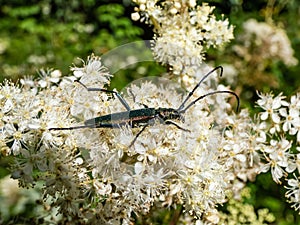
[[165, 120, 190, 132]]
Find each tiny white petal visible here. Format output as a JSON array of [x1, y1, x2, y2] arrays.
[[261, 111, 269, 120], [279, 108, 287, 117], [131, 12, 140, 21], [38, 80, 47, 88], [236, 154, 246, 162], [272, 98, 282, 109], [290, 108, 299, 118], [270, 127, 276, 134], [288, 178, 299, 187], [283, 122, 289, 132], [73, 70, 84, 78], [75, 157, 84, 165], [134, 162, 144, 175], [272, 113, 281, 123], [3, 99, 13, 113]]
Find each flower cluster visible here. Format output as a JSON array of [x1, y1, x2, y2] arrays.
[[255, 92, 300, 209], [131, 0, 234, 77], [236, 19, 298, 67], [0, 54, 266, 224], [9, 52, 300, 224], [218, 187, 275, 225], [1, 1, 299, 224], [225, 18, 298, 89]]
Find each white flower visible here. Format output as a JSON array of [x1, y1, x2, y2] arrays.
[[241, 19, 298, 67], [71, 54, 112, 86], [4, 51, 300, 222], [37, 69, 62, 88], [285, 175, 300, 210], [260, 138, 293, 183], [280, 94, 300, 143], [134, 1, 234, 77], [257, 92, 287, 123]]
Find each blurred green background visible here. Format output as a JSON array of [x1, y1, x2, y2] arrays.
[[0, 0, 299, 224]]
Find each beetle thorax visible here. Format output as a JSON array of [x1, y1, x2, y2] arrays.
[[156, 108, 183, 121]]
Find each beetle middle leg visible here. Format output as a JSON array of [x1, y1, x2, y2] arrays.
[[128, 124, 149, 148]]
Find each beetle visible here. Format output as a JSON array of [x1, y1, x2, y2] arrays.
[[49, 66, 239, 147]]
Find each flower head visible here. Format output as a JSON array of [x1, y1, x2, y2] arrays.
[[132, 1, 234, 77]]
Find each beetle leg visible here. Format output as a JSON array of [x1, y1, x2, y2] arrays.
[[165, 120, 190, 132], [128, 124, 148, 148], [76, 80, 131, 111]]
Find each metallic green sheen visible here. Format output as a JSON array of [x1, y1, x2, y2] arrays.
[[84, 108, 157, 128]]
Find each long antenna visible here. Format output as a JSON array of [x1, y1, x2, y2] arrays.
[[179, 90, 240, 113], [177, 66, 223, 111]]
